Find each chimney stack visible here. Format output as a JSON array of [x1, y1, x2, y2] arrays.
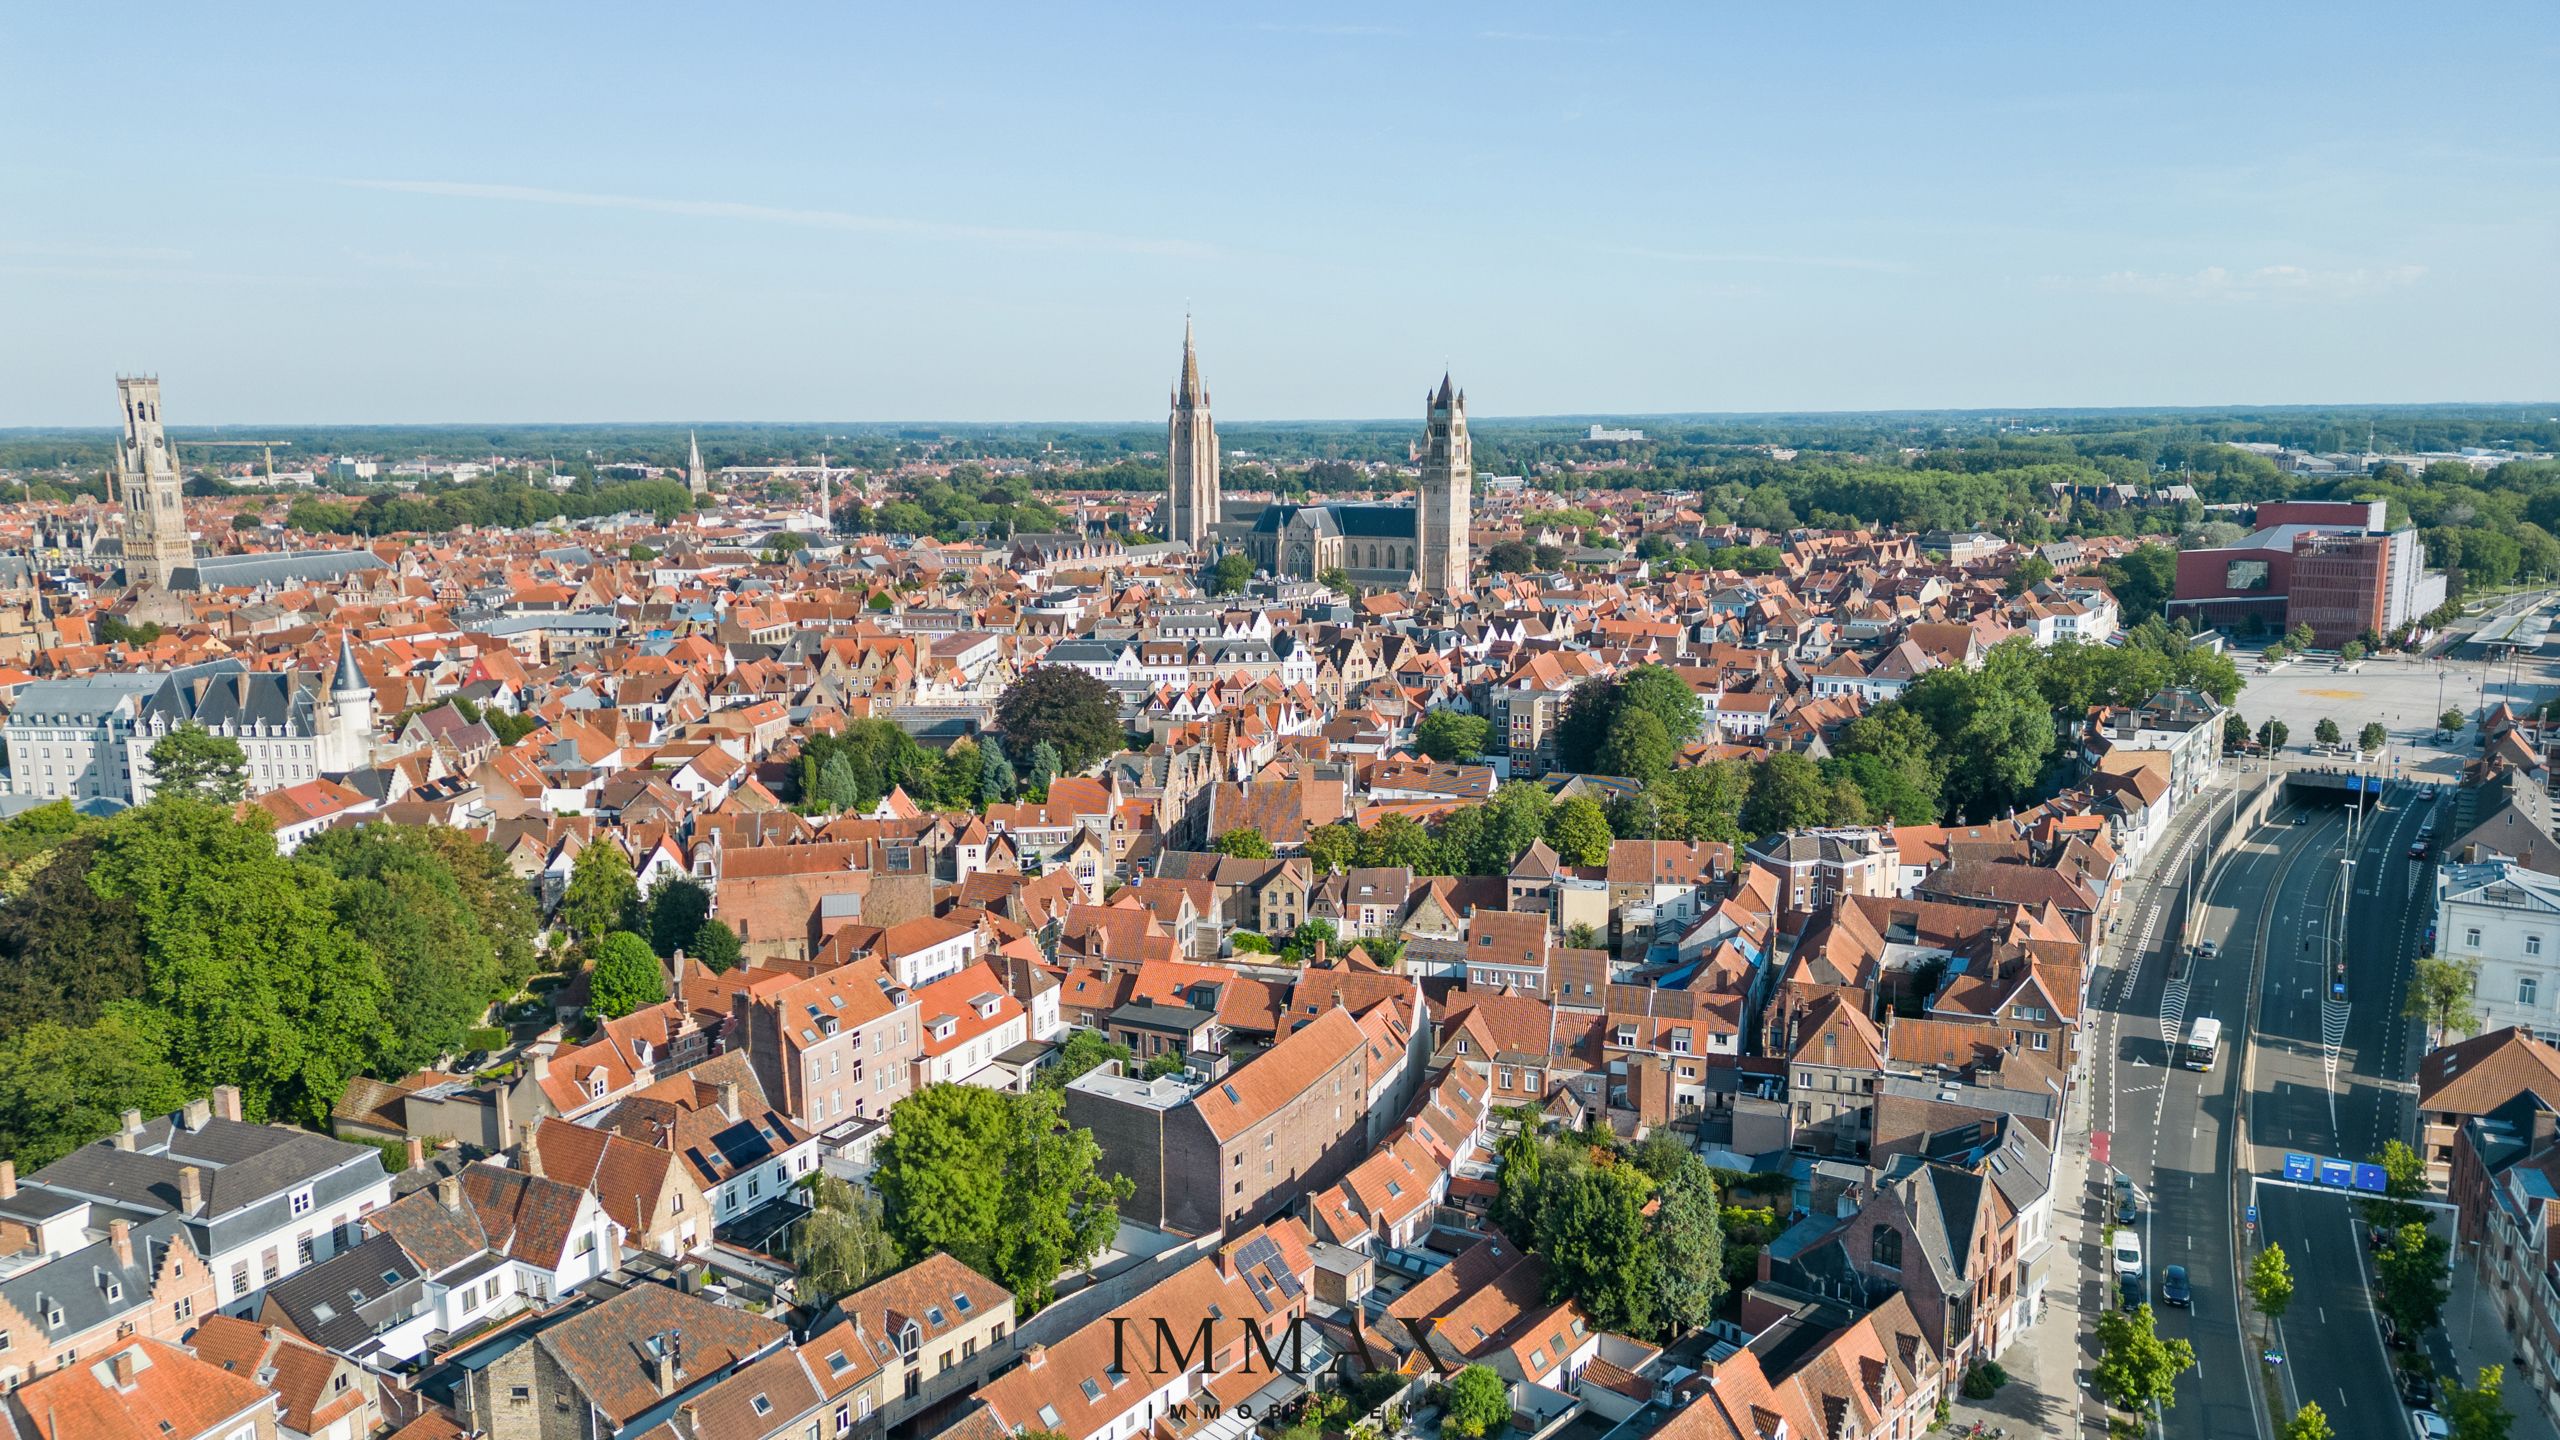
[[181, 1097, 211, 1132], [1312, 938, 1328, 968], [404, 1135, 426, 1172], [211, 1085, 243, 1123], [0, 1160, 14, 1199], [120, 1108, 144, 1137], [717, 1080, 742, 1123], [177, 1165, 204, 1216], [521, 1124, 544, 1180], [437, 1174, 464, 1212], [110, 1218, 133, 1269], [530, 1049, 551, 1082]]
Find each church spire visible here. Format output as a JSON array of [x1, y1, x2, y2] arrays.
[[686, 430, 708, 498], [1175, 315, 1207, 408]]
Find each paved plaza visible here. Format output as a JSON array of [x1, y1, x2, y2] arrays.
[[2227, 644, 2560, 781]]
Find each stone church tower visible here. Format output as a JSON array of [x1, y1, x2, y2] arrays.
[[687, 430, 709, 498], [1165, 318, 1219, 549], [1416, 374, 1473, 594], [113, 376, 194, 591]]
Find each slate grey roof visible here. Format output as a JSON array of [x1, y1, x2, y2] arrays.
[[0, 1211, 197, 1348], [259, 1232, 426, 1356], [27, 1115, 388, 1259], [5, 672, 163, 725], [171, 548, 387, 591], [141, 663, 322, 734]]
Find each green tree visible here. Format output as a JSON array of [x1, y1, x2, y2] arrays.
[[2442, 708, 2468, 734], [935, 738, 983, 809], [558, 840, 639, 947], [1547, 796, 1614, 867], [1442, 1365, 1512, 1440], [588, 930, 667, 1019], [978, 735, 1018, 805], [1903, 638, 2055, 820], [2408, 955, 2482, 1048], [1830, 704, 1944, 824], [303, 827, 515, 1075], [2375, 1221, 2452, 1338], [1283, 918, 1339, 965], [1214, 828, 1275, 859], [1026, 740, 1062, 799], [1358, 813, 1439, 871], [1209, 551, 1254, 596], [2095, 543, 2178, 623], [2339, 639, 2367, 664], [1642, 1140, 1726, 1333], [1742, 753, 1831, 836], [2224, 713, 2253, 753], [2314, 717, 2342, 747], [871, 1084, 1132, 1311], [2359, 721, 2388, 754], [1415, 710, 1491, 763], [85, 798, 389, 1126], [1048, 1029, 1131, 1086], [1564, 921, 1606, 950], [0, 1004, 190, 1170], [2247, 1243, 2294, 1342], [2092, 1304, 2196, 1417], [1358, 935, 1404, 968], [0, 836, 148, 1034], [1596, 706, 1675, 785], [146, 724, 248, 805], [996, 666, 1125, 773], [1304, 822, 1361, 875], [1531, 1148, 1660, 1336], [1316, 565, 1351, 594], [2280, 1401, 2336, 1440], [1618, 664, 1705, 744], [643, 876, 712, 960], [692, 918, 743, 973], [2258, 718, 2291, 752], [797, 1173, 901, 1299], [2443, 1364, 2514, 1440]]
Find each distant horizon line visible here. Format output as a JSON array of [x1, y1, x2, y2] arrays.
[[7, 398, 2556, 435]]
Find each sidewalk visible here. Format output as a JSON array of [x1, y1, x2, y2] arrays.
[[2444, 1258, 2560, 1440], [1944, 1059, 2106, 1440]]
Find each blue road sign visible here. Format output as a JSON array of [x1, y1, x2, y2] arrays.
[[2246, 1205, 2260, 1225], [2317, 1158, 2357, 1189], [2284, 1153, 2315, 1182], [2353, 1164, 2389, 1194], [2333, 980, 2348, 997]]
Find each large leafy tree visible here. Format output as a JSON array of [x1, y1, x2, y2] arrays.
[[872, 1084, 1131, 1312], [2095, 543, 2178, 624], [0, 836, 148, 1033], [1742, 752, 1831, 836], [1303, 822, 1361, 875], [692, 919, 743, 974], [1357, 813, 1439, 871], [2442, 1365, 2514, 1440], [2246, 1243, 2294, 1342], [1415, 710, 1491, 763], [1214, 829, 1275, 859], [2375, 1220, 2452, 1338], [643, 876, 713, 959], [1634, 1135, 1726, 1334], [303, 826, 514, 1075], [1523, 1145, 1660, 1337], [558, 840, 639, 947], [797, 1174, 902, 1299], [1546, 796, 1613, 867], [996, 666, 1125, 773], [86, 798, 390, 1126], [0, 1005, 191, 1169], [588, 930, 667, 1020], [2092, 1304, 2196, 1418], [146, 724, 248, 805], [2280, 1401, 2335, 1440], [1903, 638, 2056, 821], [1829, 703, 1944, 824], [1595, 706, 1675, 785]]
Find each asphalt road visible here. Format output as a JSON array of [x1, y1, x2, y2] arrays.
[[2243, 784, 2436, 1437]]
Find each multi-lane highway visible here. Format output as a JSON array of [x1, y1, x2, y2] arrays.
[[2097, 779, 2436, 1440]]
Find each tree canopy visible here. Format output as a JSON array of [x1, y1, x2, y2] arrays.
[[996, 666, 1125, 774], [871, 1083, 1132, 1312], [146, 725, 247, 805]]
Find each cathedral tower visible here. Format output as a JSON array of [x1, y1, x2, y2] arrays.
[[113, 376, 194, 590], [687, 430, 709, 498], [1416, 374, 1473, 594], [1165, 318, 1219, 549]]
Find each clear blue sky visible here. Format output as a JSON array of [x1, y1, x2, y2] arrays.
[[5, 3, 2553, 425]]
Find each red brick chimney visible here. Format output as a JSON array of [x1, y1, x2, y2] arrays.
[[110, 1218, 133, 1269], [404, 1135, 426, 1172]]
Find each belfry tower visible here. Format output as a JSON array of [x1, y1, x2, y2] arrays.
[[1165, 318, 1220, 549], [1416, 374, 1473, 594], [113, 376, 194, 591]]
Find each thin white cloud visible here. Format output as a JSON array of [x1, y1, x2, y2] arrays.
[[335, 179, 1214, 259], [2092, 263, 2427, 301], [1612, 245, 1914, 275]]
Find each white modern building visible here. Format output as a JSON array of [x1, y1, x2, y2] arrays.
[[2435, 861, 2560, 1044]]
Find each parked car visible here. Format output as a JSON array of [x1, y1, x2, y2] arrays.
[[2160, 1265, 2189, 1307], [2411, 1410, 2449, 1439], [2398, 1362, 2437, 1409], [2119, 1270, 2147, 1310], [2113, 1231, 2143, 1276], [2113, 1173, 2139, 1225]]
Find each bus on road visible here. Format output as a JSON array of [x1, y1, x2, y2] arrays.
[[2183, 1016, 2222, 1072]]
